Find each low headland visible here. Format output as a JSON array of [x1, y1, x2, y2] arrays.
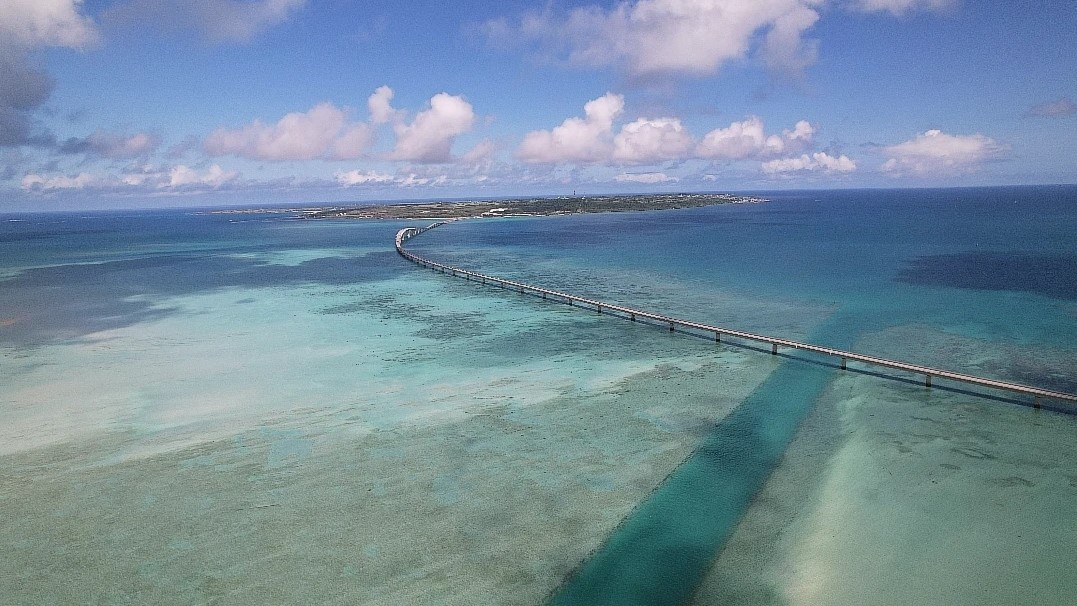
[[213, 192, 764, 220]]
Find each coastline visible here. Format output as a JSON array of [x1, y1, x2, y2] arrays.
[[210, 192, 765, 221]]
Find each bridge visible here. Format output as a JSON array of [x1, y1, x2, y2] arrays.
[[396, 223, 1077, 409]]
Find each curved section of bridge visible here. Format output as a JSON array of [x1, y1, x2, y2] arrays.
[[396, 223, 1077, 408]]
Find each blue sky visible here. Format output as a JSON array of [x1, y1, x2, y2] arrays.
[[1, 0, 1074, 210]]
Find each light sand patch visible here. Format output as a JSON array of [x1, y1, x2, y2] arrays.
[[694, 368, 1077, 606], [779, 384, 1076, 606]]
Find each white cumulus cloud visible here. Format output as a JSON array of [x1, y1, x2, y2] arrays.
[[335, 170, 394, 186], [881, 129, 1005, 176], [486, 0, 825, 77], [762, 151, 856, 174], [21, 164, 241, 193], [203, 87, 480, 165], [0, 0, 99, 49], [368, 86, 400, 124], [168, 164, 238, 188], [697, 117, 814, 160], [330, 123, 376, 161], [389, 93, 476, 163], [517, 93, 624, 163], [396, 173, 433, 187], [21, 171, 97, 190], [613, 117, 695, 164], [460, 139, 498, 166], [518, 94, 820, 168], [760, 2, 820, 75], [204, 102, 372, 161]]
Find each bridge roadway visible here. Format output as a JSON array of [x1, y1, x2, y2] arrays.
[[396, 224, 1077, 408]]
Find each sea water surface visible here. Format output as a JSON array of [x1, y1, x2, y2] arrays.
[[1, 186, 1075, 604]]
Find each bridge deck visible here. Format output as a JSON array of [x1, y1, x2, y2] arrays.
[[396, 225, 1077, 407]]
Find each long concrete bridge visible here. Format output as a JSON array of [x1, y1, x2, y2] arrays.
[[396, 223, 1077, 409]]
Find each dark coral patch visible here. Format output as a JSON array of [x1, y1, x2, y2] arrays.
[[896, 252, 1077, 301]]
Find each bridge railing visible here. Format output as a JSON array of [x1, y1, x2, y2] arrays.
[[395, 225, 1077, 409]]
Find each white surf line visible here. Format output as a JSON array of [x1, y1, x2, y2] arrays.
[[396, 224, 1077, 409]]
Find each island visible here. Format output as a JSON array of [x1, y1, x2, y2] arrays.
[[211, 193, 765, 220]]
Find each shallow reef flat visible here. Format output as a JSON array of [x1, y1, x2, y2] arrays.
[[1, 229, 786, 604], [0, 332, 774, 605]]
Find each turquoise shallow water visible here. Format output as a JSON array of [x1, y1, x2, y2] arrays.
[[1, 186, 1075, 604]]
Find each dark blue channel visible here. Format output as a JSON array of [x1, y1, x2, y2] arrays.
[[550, 316, 857, 606]]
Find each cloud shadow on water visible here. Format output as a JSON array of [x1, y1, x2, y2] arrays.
[[0, 249, 407, 348], [895, 251, 1077, 301]]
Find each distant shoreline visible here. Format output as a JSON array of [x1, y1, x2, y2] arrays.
[[210, 193, 766, 221]]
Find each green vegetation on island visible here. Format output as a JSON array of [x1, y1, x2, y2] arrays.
[[213, 193, 764, 221]]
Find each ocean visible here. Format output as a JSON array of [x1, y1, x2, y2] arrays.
[[1, 186, 1075, 604]]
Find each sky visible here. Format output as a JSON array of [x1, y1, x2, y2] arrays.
[[0, 0, 1075, 210]]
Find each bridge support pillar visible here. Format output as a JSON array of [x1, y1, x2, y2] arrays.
[[1034, 395, 1041, 409], [669, 321, 675, 332], [715, 332, 721, 342], [841, 357, 846, 370], [771, 343, 778, 355], [925, 374, 932, 388], [597, 305, 602, 314]]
